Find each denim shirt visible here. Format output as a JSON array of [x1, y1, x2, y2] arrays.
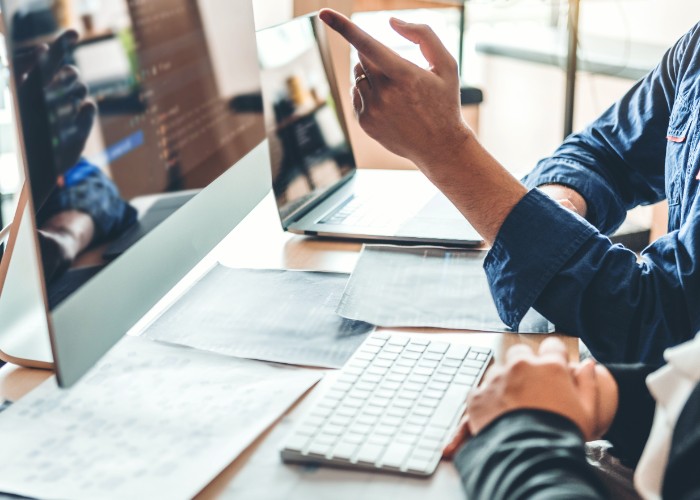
[[485, 22, 700, 365]]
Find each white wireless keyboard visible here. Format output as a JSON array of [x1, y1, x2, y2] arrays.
[[280, 333, 492, 477]]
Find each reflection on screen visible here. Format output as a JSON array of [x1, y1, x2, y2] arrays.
[[6, 0, 264, 308], [257, 17, 355, 221]]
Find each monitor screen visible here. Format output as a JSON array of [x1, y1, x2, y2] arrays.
[[257, 15, 355, 223], [1, 0, 271, 386]]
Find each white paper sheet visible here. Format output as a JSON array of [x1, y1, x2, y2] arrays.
[[0, 336, 321, 500], [143, 266, 374, 368], [337, 245, 553, 333]]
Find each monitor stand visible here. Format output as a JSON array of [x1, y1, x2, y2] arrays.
[[0, 184, 53, 369]]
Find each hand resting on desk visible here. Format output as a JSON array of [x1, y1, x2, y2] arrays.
[[443, 337, 619, 458]]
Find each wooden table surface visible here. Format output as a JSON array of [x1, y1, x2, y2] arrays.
[[0, 191, 578, 498]]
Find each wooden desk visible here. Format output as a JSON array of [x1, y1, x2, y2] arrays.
[[0, 191, 577, 499]]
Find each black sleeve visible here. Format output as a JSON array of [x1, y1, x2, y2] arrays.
[[602, 363, 657, 467], [662, 382, 700, 500], [455, 409, 608, 500]]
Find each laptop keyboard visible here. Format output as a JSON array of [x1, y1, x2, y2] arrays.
[[280, 333, 492, 476], [318, 195, 404, 229]]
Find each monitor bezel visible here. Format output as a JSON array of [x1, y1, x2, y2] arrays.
[[0, 0, 272, 387]]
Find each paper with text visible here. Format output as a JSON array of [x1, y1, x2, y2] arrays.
[[0, 336, 321, 500], [337, 245, 553, 333], [143, 266, 374, 368]]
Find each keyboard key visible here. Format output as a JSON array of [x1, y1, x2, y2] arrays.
[[342, 432, 365, 444], [458, 367, 481, 376], [331, 441, 359, 461], [403, 382, 424, 392], [368, 433, 392, 446], [357, 414, 379, 426], [375, 424, 398, 436], [430, 384, 470, 427], [384, 345, 403, 354], [311, 406, 334, 418], [368, 396, 391, 408], [414, 367, 434, 377], [355, 381, 377, 392], [406, 343, 427, 353], [383, 380, 402, 391], [386, 373, 406, 383], [356, 443, 386, 465], [445, 345, 470, 360], [408, 374, 430, 385], [284, 434, 311, 452], [423, 352, 444, 362], [409, 339, 430, 346], [366, 337, 387, 347], [462, 359, 485, 369], [391, 366, 411, 375], [396, 358, 417, 368], [412, 406, 434, 417], [403, 424, 424, 436], [401, 351, 421, 360], [477, 353, 489, 361], [373, 359, 393, 368], [418, 359, 440, 369], [428, 381, 449, 392], [407, 414, 430, 426], [314, 432, 339, 445], [387, 406, 409, 418], [329, 415, 353, 427], [307, 442, 332, 458], [377, 351, 399, 361], [442, 358, 462, 368], [380, 415, 403, 427], [348, 389, 372, 400], [427, 342, 449, 354], [381, 442, 413, 469], [453, 374, 477, 386], [423, 389, 445, 400], [406, 456, 433, 474], [395, 433, 419, 445], [437, 366, 458, 376], [376, 388, 396, 399], [360, 373, 383, 384], [433, 373, 454, 383], [387, 336, 409, 347], [361, 344, 382, 354], [355, 351, 375, 361], [368, 366, 389, 376], [398, 390, 420, 401], [322, 424, 346, 436]]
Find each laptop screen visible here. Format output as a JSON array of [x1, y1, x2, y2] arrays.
[[257, 15, 356, 222]]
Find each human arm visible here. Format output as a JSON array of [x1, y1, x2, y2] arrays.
[[447, 338, 614, 499], [321, 10, 700, 364], [521, 26, 694, 234], [320, 10, 526, 245]]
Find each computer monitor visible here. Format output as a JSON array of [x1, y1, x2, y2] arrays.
[[0, 0, 271, 386]]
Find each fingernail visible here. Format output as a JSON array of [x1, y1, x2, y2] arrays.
[[391, 17, 407, 26], [319, 10, 335, 28]]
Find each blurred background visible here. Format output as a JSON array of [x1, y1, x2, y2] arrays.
[[3, 0, 700, 245]]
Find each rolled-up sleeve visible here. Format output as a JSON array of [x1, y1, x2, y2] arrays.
[[522, 22, 698, 235], [486, 186, 700, 364]]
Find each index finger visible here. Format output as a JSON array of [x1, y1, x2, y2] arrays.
[[319, 9, 408, 77]]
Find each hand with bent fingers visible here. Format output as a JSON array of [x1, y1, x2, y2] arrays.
[[443, 338, 619, 459], [320, 9, 469, 174], [16, 30, 96, 177]]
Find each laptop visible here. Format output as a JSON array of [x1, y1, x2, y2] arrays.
[[256, 15, 482, 247]]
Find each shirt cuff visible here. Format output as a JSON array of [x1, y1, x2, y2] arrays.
[[484, 188, 598, 330], [522, 158, 627, 234]]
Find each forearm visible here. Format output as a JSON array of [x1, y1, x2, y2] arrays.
[[419, 130, 527, 246], [456, 410, 607, 500]]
